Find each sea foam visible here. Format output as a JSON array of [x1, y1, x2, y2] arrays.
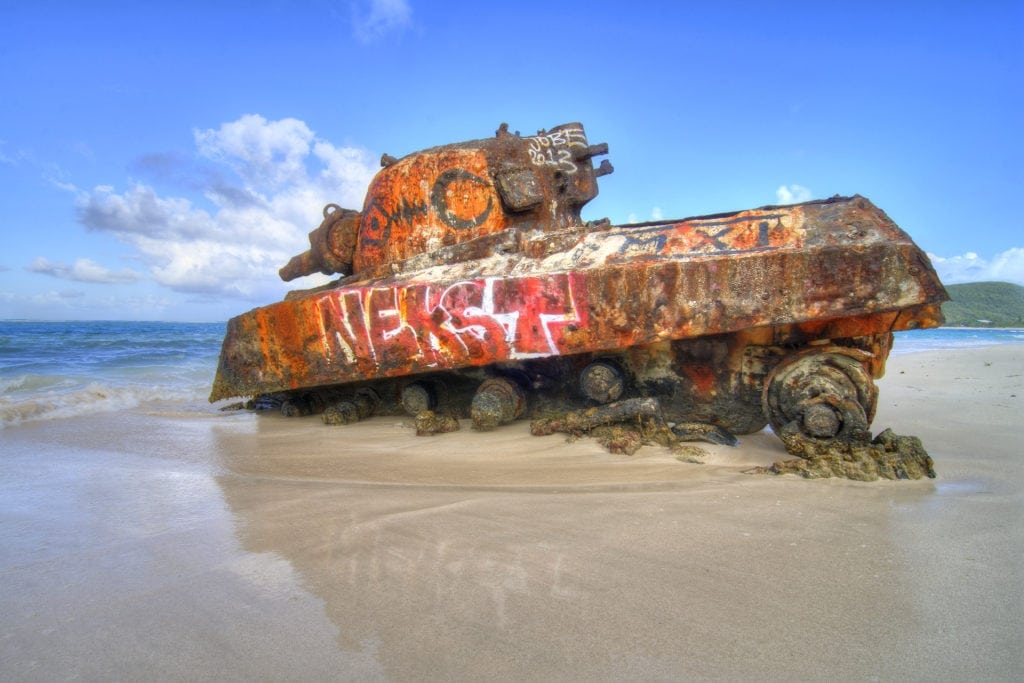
[[0, 321, 223, 429], [0, 380, 206, 429]]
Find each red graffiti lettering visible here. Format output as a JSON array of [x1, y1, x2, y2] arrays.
[[316, 274, 588, 373]]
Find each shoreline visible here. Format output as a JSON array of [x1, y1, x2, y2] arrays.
[[937, 327, 1019, 333], [1, 345, 1021, 679]]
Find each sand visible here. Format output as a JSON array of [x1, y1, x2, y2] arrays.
[[1, 345, 1021, 680]]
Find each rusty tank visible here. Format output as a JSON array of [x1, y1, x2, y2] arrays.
[[210, 122, 948, 450]]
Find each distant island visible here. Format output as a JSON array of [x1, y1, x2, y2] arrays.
[[941, 281, 1024, 328]]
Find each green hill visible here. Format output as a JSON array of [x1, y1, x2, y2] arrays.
[[941, 281, 1024, 327]]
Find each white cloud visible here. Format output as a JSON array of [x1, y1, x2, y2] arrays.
[[350, 0, 412, 43], [627, 208, 662, 224], [928, 248, 1024, 286], [30, 257, 142, 284], [72, 115, 378, 300], [195, 115, 314, 190], [776, 184, 812, 204], [79, 184, 216, 240], [27, 291, 78, 307]]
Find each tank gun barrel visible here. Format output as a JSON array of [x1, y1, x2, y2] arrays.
[[279, 204, 360, 282], [279, 251, 319, 283]]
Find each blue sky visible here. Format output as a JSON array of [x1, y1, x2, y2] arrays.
[[1, 0, 1021, 322]]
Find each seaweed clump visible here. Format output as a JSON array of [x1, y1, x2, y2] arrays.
[[414, 410, 461, 436], [530, 397, 731, 457], [750, 428, 936, 481]]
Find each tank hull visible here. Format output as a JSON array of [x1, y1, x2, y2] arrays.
[[211, 196, 946, 403]]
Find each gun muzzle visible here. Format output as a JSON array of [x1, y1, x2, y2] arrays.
[[279, 204, 361, 282]]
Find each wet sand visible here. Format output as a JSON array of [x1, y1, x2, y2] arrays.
[[2, 345, 1021, 680]]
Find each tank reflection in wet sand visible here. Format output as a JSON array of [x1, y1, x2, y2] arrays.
[[212, 413, 940, 680]]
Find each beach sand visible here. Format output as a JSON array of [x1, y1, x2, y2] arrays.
[[2, 345, 1021, 680]]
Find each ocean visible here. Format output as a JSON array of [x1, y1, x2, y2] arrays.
[[0, 321, 224, 429], [1, 320, 1022, 430]]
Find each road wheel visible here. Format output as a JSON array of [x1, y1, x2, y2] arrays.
[[763, 350, 877, 442]]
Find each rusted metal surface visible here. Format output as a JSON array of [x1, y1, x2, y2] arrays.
[[279, 204, 360, 281], [278, 122, 610, 283], [211, 196, 945, 401], [210, 121, 948, 459]]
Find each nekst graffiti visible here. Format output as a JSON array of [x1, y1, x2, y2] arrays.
[[316, 274, 587, 372]]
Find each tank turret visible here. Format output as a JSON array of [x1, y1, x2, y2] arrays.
[[278, 122, 612, 283]]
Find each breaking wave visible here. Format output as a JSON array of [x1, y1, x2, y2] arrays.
[[0, 321, 223, 430], [0, 379, 206, 429]]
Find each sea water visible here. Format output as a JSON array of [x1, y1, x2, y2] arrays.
[[1, 320, 1022, 429], [0, 321, 225, 429], [890, 327, 1024, 353]]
